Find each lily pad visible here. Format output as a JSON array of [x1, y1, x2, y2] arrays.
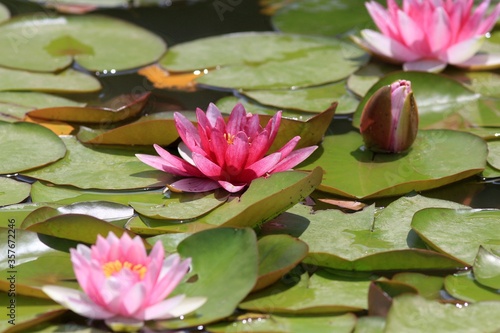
[[347, 62, 400, 97], [254, 234, 309, 292], [76, 111, 195, 146], [0, 122, 66, 174], [271, 0, 377, 37], [0, 15, 166, 72], [160, 32, 368, 90], [444, 271, 500, 303], [385, 294, 500, 332], [487, 140, 500, 170], [391, 273, 444, 300], [22, 136, 173, 190], [0, 178, 31, 207], [209, 313, 357, 333], [0, 67, 101, 93], [130, 191, 228, 220], [411, 208, 500, 265], [352, 71, 481, 130], [240, 269, 371, 314], [0, 3, 9, 23], [473, 246, 500, 289], [261, 195, 467, 271], [27, 93, 150, 124], [300, 130, 486, 199], [243, 81, 358, 115], [160, 228, 259, 329]]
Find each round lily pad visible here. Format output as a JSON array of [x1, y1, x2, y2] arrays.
[[487, 140, 500, 170], [0, 121, 66, 174], [300, 130, 487, 199], [22, 136, 173, 190], [0, 178, 31, 207], [160, 32, 368, 90], [0, 14, 166, 72]]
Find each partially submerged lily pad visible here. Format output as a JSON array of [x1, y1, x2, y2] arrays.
[[0, 122, 66, 174], [0, 178, 31, 207], [0, 14, 166, 72], [160, 32, 368, 90], [299, 130, 487, 199], [444, 271, 500, 303]]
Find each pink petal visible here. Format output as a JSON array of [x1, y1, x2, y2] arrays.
[[218, 180, 247, 193], [477, 3, 500, 35], [150, 255, 191, 304], [428, 7, 451, 54], [361, 29, 420, 62], [271, 146, 318, 173], [177, 142, 196, 166], [42, 285, 115, 320], [159, 296, 206, 318], [243, 112, 261, 140], [205, 103, 224, 130], [365, 1, 398, 39], [245, 130, 271, 167], [453, 53, 500, 70], [208, 128, 228, 166], [396, 9, 428, 54], [168, 177, 221, 192], [174, 112, 200, 153], [264, 111, 281, 151], [122, 283, 146, 316], [226, 103, 247, 135], [276, 136, 300, 158], [239, 152, 282, 181], [403, 59, 447, 72], [225, 132, 249, 176], [444, 36, 483, 64], [144, 294, 185, 320], [192, 153, 224, 179]]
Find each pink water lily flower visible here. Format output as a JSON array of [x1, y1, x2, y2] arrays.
[[355, 0, 500, 72], [136, 103, 317, 193], [42, 233, 205, 332]]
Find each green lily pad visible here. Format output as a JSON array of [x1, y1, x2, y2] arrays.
[[261, 195, 466, 271], [128, 168, 323, 234], [474, 246, 500, 289], [27, 93, 150, 124], [300, 130, 486, 199], [487, 140, 500, 170], [0, 3, 9, 23], [243, 81, 357, 115], [76, 111, 196, 146], [354, 316, 385, 333], [240, 269, 371, 314], [347, 62, 400, 97], [0, 203, 63, 229], [0, 15, 166, 72], [0, 122, 66, 174], [22, 136, 173, 190], [271, 0, 377, 37], [0, 178, 31, 207], [0, 67, 101, 93], [448, 69, 500, 98], [352, 71, 480, 130], [385, 294, 500, 332], [161, 32, 368, 90], [130, 191, 228, 220], [391, 273, 444, 300], [254, 235, 309, 292], [444, 271, 500, 302], [209, 313, 357, 333], [159, 228, 259, 329], [482, 163, 500, 179], [30, 181, 166, 206], [411, 208, 500, 265]]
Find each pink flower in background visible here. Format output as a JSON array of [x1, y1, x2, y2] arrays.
[[356, 0, 500, 72], [136, 103, 317, 193], [43, 233, 205, 332]]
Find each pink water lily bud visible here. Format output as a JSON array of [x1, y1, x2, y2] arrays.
[[355, 0, 500, 72], [136, 103, 317, 193], [42, 233, 205, 332], [360, 80, 418, 153]]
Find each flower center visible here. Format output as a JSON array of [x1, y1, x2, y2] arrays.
[[224, 133, 235, 144], [102, 260, 147, 279]]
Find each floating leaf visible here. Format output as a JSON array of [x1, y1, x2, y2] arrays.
[[444, 271, 500, 302], [254, 235, 309, 292], [487, 140, 500, 170], [354, 316, 385, 333], [347, 62, 399, 97], [261, 195, 466, 271], [0, 178, 31, 207], [411, 208, 500, 265], [473, 246, 500, 289], [159, 228, 259, 329], [130, 191, 228, 220], [76, 111, 197, 146], [243, 81, 357, 115], [0, 15, 166, 72], [300, 130, 487, 199], [27, 92, 150, 123], [0, 67, 101, 93], [0, 122, 66, 174], [161, 32, 368, 90], [138, 64, 200, 91], [271, 0, 376, 37], [22, 136, 173, 190], [0, 203, 62, 229], [209, 313, 357, 333], [391, 273, 444, 300], [240, 269, 371, 314]]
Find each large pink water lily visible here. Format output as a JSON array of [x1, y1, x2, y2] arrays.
[[355, 0, 500, 72], [42, 233, 205, 332], [136, 103, 317, 193]]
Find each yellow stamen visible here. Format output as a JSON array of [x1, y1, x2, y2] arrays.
[[102, 260, 147, 279], [224, 133, 235, 145]]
